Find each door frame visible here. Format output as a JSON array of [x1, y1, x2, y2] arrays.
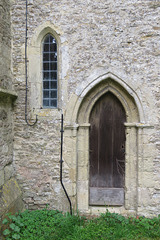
[[64, 73, 145, 215]]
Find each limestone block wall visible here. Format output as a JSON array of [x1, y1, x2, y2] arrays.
[[11, 0, 160, 217], [0, 0, 24, 228], [0, 0, 12, 90]]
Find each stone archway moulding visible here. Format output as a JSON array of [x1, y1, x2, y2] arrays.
[[64, 72, 154, 216], [65, 72, 145, 125]]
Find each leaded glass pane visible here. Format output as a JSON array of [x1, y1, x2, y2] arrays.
[[50, 43, 57, 52], [43, 99, 49, 106], [50, 100, 57, 107], [43, 53, 49, 61], [43, 34, 57, 108], [43, 72, 49, 80], [50, 53, 57, 61], [43, 44, 49, 52], [51, 90, 57, 98], [43, 63, 50, 71], [51, 81, 57, 89], [43, 90, 49, 98], [44, 35, 50, 43], [50, 62, 57, 70], [43, 81, 49, 89], [51, 72, 57, 80]]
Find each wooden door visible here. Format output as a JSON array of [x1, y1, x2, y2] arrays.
[[89, 92, 126, 205]]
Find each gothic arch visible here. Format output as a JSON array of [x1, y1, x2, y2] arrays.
[[77, 78, 139, 124], [28, 22, 62, 110], [65, 73, 145, 215], [26, 22, 69, 118], [65, 72, 144, 125]]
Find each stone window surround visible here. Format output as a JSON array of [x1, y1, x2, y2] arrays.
[[64, 72, 153, 216], [27, 22, 68, 118]]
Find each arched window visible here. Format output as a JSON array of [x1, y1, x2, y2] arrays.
[[43, 34, 57, 108]]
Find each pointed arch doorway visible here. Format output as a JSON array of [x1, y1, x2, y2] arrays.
[[65, 74, 143, 214], [89, 92, 126, 205]]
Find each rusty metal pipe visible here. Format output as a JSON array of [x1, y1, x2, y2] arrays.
[[60, 114, 72, 215]]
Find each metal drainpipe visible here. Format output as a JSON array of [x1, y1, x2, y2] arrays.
[[25, 0, 37, 126], [60, 114, 72, 215]]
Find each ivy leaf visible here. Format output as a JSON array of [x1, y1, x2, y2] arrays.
[[9, 223, 16, 230], [2, 218, 9, 224], [3, 229, 11, 236], [12, 233, 20, 239], [9, 215, 17, 221], [14, 226, 20, 232]]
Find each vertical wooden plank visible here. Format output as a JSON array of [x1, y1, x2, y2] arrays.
[[89, 102, 99, 187], [112, 95, 126, 188], [89, 92, 126, 205], [99, 95, 113, 187]]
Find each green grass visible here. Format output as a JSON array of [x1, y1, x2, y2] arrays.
[[1, 209, 160, 240]]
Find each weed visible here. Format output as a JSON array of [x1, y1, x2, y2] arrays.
[[2, 209, 160, 240]]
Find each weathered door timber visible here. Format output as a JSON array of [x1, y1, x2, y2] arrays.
[[89, 92, 126, 205]]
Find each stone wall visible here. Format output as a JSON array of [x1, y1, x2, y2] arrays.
[[11, 0, 160, 217], [0, 0, 24, 231], [0, 0, 12, 90]]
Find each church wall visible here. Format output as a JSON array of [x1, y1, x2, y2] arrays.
[[0, 0, 24, 229], [0, 0, 12, 90], [11, 0, 160, 216]]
